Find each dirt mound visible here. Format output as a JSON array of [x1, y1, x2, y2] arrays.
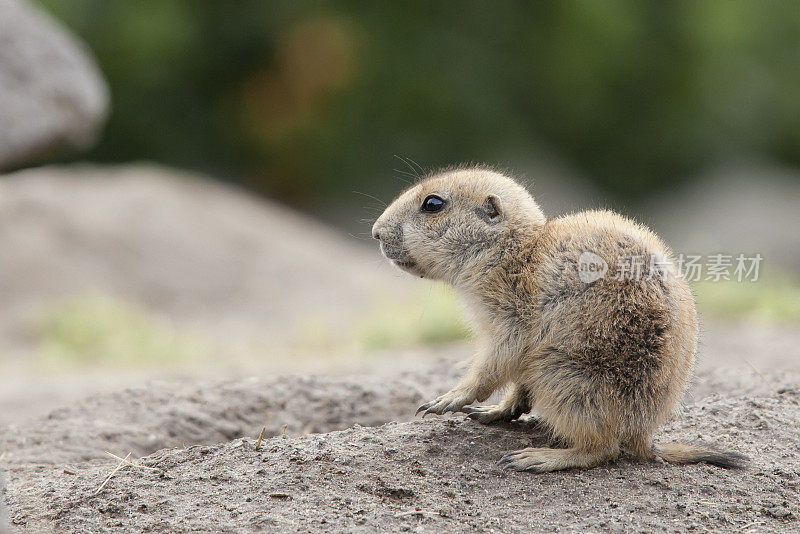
[[4, 389, 799, 533], [2, 352, 792, 468], [0, 358, 460, 466], [0, 472, 6, 534], [2, 344, 798, 532]]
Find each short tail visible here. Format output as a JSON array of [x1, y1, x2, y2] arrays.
[[653, 442, 748, 469]]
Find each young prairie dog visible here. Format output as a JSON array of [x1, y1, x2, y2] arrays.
[[372, 165, 746, 472]]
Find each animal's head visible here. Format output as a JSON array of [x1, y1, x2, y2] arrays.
[[372, 166, 545, 286]]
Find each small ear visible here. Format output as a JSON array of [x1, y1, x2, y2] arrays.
[[483, 194, 503, 220]]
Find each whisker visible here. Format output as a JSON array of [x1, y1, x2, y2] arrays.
[[394, 154, 426, 179], [403, 156, 426, 176], [393, 154, 420, 178], [392, 168, 416, 183], [348, 232, 373, 242], [352, 190, 387, 207], [392, 167, 416, 177]]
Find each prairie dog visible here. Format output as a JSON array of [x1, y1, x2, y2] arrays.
[[372, 166, 746, 472]]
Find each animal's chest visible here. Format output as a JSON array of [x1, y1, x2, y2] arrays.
[[463, 291, 541, 356]]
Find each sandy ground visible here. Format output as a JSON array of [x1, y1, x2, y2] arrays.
[[2, 329, 799, 533], [7, 393, 800, 533]]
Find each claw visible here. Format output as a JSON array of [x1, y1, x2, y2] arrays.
[[460, 406, 476, 414], [498, 450, 522, 463], [498, 449, 547, 471], [416, 402, 431, 415]]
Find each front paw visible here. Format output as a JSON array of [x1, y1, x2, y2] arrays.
[[416, 389, 475, 418], [462, 404, 508, 424]]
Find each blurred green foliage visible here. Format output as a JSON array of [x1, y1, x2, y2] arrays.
[[693, 274, 800, 324], [282, 284, 470, 353], [38, 295, 204, 368], [35, 275, 800, 366], [356, 284, 471, 351], [37, 1, 800, 215]]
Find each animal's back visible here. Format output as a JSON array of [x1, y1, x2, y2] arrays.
[[524, 210, 697, 450]]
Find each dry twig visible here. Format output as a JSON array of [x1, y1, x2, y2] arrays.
[[94, 452, 132, 495], [104, 451, 161, 472], [255, 426, 266, 451]]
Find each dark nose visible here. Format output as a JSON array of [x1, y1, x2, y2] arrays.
[[371, 219, 384, 240]]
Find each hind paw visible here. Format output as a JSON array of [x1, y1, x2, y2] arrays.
[[498, 446, 616, 473]]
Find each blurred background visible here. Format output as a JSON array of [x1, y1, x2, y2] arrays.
[[1, 0, 798, 423]]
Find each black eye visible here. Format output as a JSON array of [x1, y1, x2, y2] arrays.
[[421, 195, 445, 212]]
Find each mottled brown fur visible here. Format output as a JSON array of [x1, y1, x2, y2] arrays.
[[372, 165, 746, 472]]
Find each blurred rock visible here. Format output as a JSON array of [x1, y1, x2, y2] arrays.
[[0, 164, 410, 355], [641, 164, 800, 271], [0, 0, 108, 169]]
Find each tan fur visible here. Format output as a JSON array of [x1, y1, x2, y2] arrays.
[[372, 165, 747, 472]]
